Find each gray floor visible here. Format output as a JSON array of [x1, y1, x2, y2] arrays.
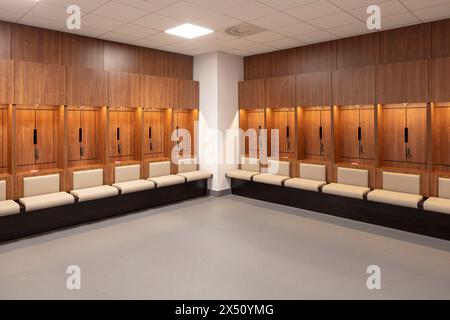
[[0, 195, 449, 300]]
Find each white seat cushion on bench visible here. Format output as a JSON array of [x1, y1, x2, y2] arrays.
[[284, 178, 326, 192], [383, 171, 420, 195], [19, 192, 75, 212], [178, 158, 197, 173], [177, 171, 212, 182], [438, 177, 450, 200], [267, 160, 290, 177], [149, 175, 185, 188], [300, 163, 326, 181], [226, 170, 259, 181], [115, 165, 141, 183], [322, 183, 370, 199], [367, 189, 423, 209], [113, 180, 155, 194], [23, 174, 60, 197], [337, 167, 369, 187], [73, 169, 104, 189], [0, 200, 20, 217], [149, 161, 171, 178], [241, 157, 260, 172], [424, 197, 450, 214], [70, 185, 119, 202], [253, 174, 290, 186]]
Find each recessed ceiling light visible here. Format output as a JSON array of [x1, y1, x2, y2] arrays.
[[165, 23, 213, 39]]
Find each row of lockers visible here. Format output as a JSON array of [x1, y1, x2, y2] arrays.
[[239, 57, 450, 108], [0, 59, 199, 108]]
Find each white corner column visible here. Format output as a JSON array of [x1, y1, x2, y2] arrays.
[[194, 52, 243, 195]]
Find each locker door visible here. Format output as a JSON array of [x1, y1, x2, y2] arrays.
[[287, 110, 295, 155], [67, 110, 81, 161], [383, 108, 406, 162], [81, 110, 98, 160], [15, 110, 36, 166], [118, 111, 134, 157], [246, 110, 263, 155], [0, 110, 6, 168], [303, 110, 321, 156], [272, 110, 287, 154], [339, 109, 359, 159], [406, 108, 427, 164], [433, 107, 450, 166], [109, 111, 119, 158], [320, 110, 331, 157], [359, 109, 375, 160], [174, 111, 193, 157], [144, 111, 163, 155], [35, 109, 56, 164]]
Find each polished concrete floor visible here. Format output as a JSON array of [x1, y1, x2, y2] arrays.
[[0, 195, 449, 300]]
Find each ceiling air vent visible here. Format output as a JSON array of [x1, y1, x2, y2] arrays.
[[225, 23, 266, 37]]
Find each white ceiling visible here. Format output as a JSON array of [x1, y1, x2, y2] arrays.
[[1, 0, 450, 56]]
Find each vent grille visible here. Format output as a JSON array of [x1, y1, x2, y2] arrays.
[[225, 23, 266, 37]]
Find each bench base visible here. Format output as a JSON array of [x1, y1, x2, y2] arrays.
[[0, 180, 207, 243], [231, 179, 450, 241]]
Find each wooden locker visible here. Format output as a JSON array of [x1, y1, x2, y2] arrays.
[[359, 109, 375, 160], [67, 110, 81, 161], [296, 72, 331, 107], [66, 67, 108, 107], [433, 107, 450, 166], [265, 76, 296, 108], [383, 108, 406, 162], [271, 110, 295, 155], [118, 111, 134, 157], [174, 110, 193, 157], [80, 111, 98, 160], [0, 109, 6, 168], [35, 110, 56, 164], [239, 80, 266, 109], [303, 110, 321, 156], [109, 111, 119, 158], [246, 110, 264, 155], [0, 59, 13, 104], [15, 109, 36, 166], [406, 108, 427, 164], [144, 111, 164, 155], [320, 110, 331, 157], [339, 109, 359, 159]]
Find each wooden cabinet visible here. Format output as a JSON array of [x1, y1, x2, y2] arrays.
[[173, 110, 195, 157], [336, 33, 378, 69], [142, 76, 175, 109], [376, 60, 428, 104], [103, 41, 138, 74], [15, 108, 58, 167], [433, 106, 450, 166], [332, 66, 375, 105], [240, 109, 265, 156], [296, 72, 331, 107], [338, 107, 374, 160], [239, 79, 266, 109], [0, 108, 7, 168], [430, 57, 450, 102], [302, 108, 331, 157], [431, 18, 450, 58], [269, 108, 295, 158], [108, 71, 141, 108], [67, 110, 99, 162], [0, 21, 10, 59], [66, 67, 108, 106], [383, 106, 427, 164], [14, 61, 65, 105], [143, 110, 164, 156], [265, 76, 296, 108], [109, 110, 135, 159], [62, 33, 103, 70], [177, 79, 199, 109], [0, 59, 13, 104], [301, 41, 334, 73]]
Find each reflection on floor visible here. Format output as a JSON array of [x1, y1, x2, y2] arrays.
[[0, 195, 449, 300]]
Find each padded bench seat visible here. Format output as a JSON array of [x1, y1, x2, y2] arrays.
[[0, 200, 20, 217], [322, 167, 370, 200], [322, 183, 370, 199], [424, 178, 450, 214], [113, 180, 155, 194], [285, 178, 326, 192], [147, 161, 186, 187], [285, 163, 327, 192], [252, 160, 290, 186], [253, 174, 289, 186], [150, 175, 185, 188], [19, 192, 75, 212], [177, 158, 212, 182], [226, 157, 260, 181], [71, 185, 119, 202], [367, 189, 423, 209]]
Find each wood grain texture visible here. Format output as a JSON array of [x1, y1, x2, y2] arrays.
[[244, 48, 301, 80], [332, 66, 375, 105], [11, 24, 61, 64], [103, 41, 138, 74], [144, 110, 164, 156], [296, 72, 331, 107], [0, 21, 11, 59], [339, 109, 359, 159], [406, 107, 427, 164], [433, 106, 450, 166], [270, 109, 295, 157], [336, 33, 378, 69], [375, 60, 428, 104], [430, 57, 450, 102], [14, 60, 65, 105], [359, 108, 375, 160], [431, 18, 450, 58], [239, 79, 266, 109], [379, 24, 430, 64], [177, 79, 199, 109], [66, 66, 108, 106], [300, 41, 334, 74], [0, 109, 6, 168], [265, 76, 296, 108], [0, 59, 13, 104], [67, 110, 99, 162], [109, 110, 135, 159], [383, 107, 406, 162], [61, 33, 103, 70], [108, 71, 141, 108], [138, 47, 193, 79], [142, 75, 175, 109]]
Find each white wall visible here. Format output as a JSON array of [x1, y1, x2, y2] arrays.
[[194, 51, 243, 193]]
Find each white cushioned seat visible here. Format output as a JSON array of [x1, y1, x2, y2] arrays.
[[322, 167, 370, 199], [71, 185, 118, 202], [226, 157, 260, 181], [285, 163, 327, 192], [0, 180, 20, 217], [367, 189, 423, 209], [177, 158, 212, 182], [148, 161, 185, 188], [113, 180, 155, 194], [252, 160, 291, 186], [367, 172, 423, 208], [19, 192, 75, 212], [19, 174, 75, 212], [70, 169, 118, 202], [424, 178, 450, 214]]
